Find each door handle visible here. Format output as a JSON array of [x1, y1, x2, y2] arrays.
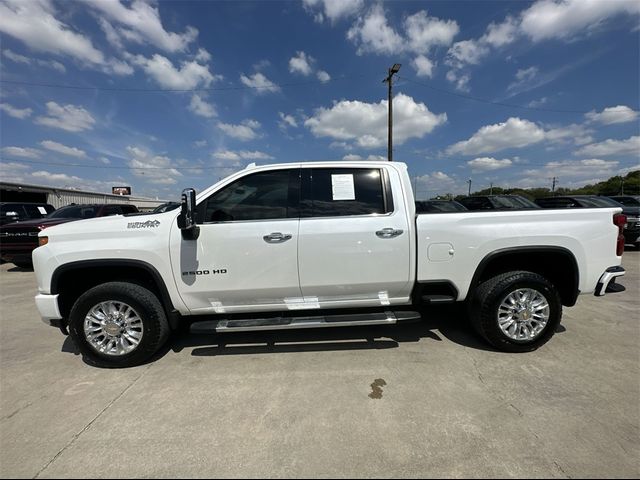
[[263, 232, 292, 243], [376, 228, 403, 238]]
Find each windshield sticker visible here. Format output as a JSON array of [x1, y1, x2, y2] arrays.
[[127, 220, 160, 229]]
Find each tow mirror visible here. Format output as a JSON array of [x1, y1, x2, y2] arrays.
[[178, 188, 200, 240]]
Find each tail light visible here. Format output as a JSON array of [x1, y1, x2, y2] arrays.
[[613, 213, 627, 256]]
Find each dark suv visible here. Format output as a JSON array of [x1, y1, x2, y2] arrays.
[[458, 195, 540, 211], [0, 202, 56, 226], [535, 195, 639, 248], [0, 203, 139, 268]]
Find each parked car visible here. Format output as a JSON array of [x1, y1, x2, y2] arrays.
[[415, 200, 467, 213], [152, 201, 180, 213], [458, 195, 540, 210], [536, 195, 639, 248], [0, 203, 139, 268], [0, 202, 55, 226], [608, 196, 640, 248], [31, 161, 625, 367]]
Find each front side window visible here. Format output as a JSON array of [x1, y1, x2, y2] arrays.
[[302, 168, 388, 217], [197, 169, 299, 223]]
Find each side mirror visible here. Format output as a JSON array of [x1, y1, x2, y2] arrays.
[[178, 188, 200, 240]]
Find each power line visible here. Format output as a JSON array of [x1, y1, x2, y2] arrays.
[[399, 76, 592, 114], [0, 74, 368, 93]]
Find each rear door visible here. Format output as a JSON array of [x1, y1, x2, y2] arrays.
[[297, 166, 411, 307]]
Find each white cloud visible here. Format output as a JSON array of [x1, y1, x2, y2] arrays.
[[1, 146, 41, 158], [130, 54, 215, 89], [303, 0, 364, 23], [0, 0, 105, 65], [90, 0, 198, 52], [467, 157, 513, 171], [40, 140, 87, 158], [239, 72, 280, 94], [0, 102, 32, 119], [31, 170, 84, 184], [444, 1, 639, 90], [404, 10, 459, 53], [212, 150, 274, 161], [544, 123, 593, 146], [217, 119, 262, 141], [126, 146, 182, 185], [347, 3, 405, 55], [585, 105, 639, 125], [412, 55, 435, 78], [305, 93, 447, 149], [278, 112, 298, 130], [575, 136, 640, 157], [193, 140, 207, 148], [188, 94, 216, 118], [317, 70, 331, 82], [195, 48, 212, 63], [482, 17, 519, 47], [447, 118, 545, 155], [519, 159, 620, 186], [34, 102, 96, 132], [445, 70, 470, 92], [520, 0, 640, 42], [289, 51, 314, 76], [2, 48, 66, 72]]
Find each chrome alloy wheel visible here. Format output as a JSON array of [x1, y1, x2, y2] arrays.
[[83, 301, 144, 356], [497, 288, 550, 341]]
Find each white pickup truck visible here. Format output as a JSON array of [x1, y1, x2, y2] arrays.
[[32, 161, 627, 367]]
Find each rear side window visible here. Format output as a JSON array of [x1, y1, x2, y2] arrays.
[[302, 168, 388, 217], [460, 197, 492, 210], [197, 169, 299, 223]]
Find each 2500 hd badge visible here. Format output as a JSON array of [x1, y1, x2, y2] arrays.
[[182, 269, 228, 276]]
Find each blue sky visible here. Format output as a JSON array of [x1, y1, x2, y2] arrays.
[[1, 0, 639, 200]]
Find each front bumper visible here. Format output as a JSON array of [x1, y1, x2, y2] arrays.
[[595, 266, 626, 297], [35, 293, 62, 325]]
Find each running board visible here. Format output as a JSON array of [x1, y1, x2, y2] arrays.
[[190, 310, 421, 334]]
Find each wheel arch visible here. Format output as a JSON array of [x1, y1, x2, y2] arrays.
[[51, 259, 180, 329], [469, 246, 580, 307]]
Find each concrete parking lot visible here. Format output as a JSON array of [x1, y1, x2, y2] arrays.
[[1, 252, 638, 478]]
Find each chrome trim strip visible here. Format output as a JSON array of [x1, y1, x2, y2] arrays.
[[595, 267, 625, 296]]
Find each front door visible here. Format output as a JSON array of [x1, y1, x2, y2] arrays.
[[170, 168, 302, 313]]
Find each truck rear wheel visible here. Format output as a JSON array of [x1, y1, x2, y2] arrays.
[[469, 271, 562, 352], [68, 282, 169, 367]]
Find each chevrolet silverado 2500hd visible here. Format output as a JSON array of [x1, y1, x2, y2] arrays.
[[32, 161, 627, 367]]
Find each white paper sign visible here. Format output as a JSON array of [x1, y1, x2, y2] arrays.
[[37, 206, 47, 214], [331, 174, 355, 201]]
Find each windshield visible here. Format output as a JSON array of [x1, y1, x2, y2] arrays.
[[48, 205, 98, 219], [612, 196, 640, 206], [491, 196, 539, 209], [578, 197, 621, 208]]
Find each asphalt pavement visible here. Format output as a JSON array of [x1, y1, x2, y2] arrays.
[[1, 251, 638, 478]]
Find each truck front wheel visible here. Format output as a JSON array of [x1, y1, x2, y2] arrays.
[[469, 271, 562, 352], [68, 282, 170, 367]]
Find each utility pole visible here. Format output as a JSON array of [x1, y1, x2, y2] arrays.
[[467, 179, 472, 196], [620, 177, 625, 195], [490, 182, 493, 195], [383, 63, 401, 161], [551, 176, 558, 195]]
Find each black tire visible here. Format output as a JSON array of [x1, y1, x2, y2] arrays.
[[468, 271, 562, 353], [68, 282, 170, 367]]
